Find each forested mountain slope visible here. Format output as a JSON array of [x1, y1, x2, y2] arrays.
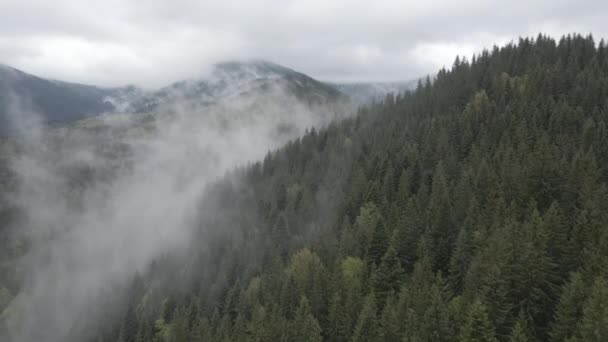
[[80, 33, 608, 342], [105, 34, 608, 342], [0, 65, 117, 130], [6, 34, 608, 341]]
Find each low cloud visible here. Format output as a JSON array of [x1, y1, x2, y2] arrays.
[[1, 81, 350, 341], [0, 0, 606, 87]]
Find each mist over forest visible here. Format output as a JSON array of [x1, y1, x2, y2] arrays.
[[0, 60, 358, 341], [1, 2, 608, 342]]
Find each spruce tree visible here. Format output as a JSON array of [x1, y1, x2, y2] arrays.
[[291, 297, 323, 342], [352, 293, 379, 342], [428, 161, 455, 273], [509, 311, 533, 342], [549, 272, 586, 342], [372, 245, 404, 305], [570, 277, 608, 342], [458, 299, 498, 342]]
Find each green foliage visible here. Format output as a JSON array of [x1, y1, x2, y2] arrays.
[[509, 311, 534, 342], [327, 292, 348, 342], [24, 33, 608, 342], [290, 297, 322, 342], [372, 245, 404, 305], [549, 272, 587, 342], [458, 299, 498, 342], [379, 294, 400, 341], [428, 161, 455, 273], [351, 293, 379, 342], [569, 277, 608, 342]]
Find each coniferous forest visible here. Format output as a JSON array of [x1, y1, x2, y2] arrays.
[[95, 34, 608, 342], [4, 33, 608, 341]]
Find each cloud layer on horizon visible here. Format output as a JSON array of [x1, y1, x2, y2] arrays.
[[1, 0, 606, 87]]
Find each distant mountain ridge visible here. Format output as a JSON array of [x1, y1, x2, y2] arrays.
[[123, 60, 346, 113], [0, 64, 118, 130], [0, 60, 415, 132]]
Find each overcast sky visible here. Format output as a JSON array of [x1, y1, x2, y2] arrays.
[[1, 0, 606, 88]]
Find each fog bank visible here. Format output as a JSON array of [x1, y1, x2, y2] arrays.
[[1, 82, 349, 341]]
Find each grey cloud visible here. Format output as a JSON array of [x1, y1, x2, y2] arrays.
[[0, 1, 607, 87]]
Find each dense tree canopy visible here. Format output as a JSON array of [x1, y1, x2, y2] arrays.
[[3, 33, 608, 341]]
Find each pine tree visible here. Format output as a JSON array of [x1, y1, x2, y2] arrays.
[[353, 202, 381, 259], [458, 299, 498, 342], [448, 201, 477, 294], [464, 228, 513, 337], [170, 308, 190, 342], [327, 292, 348, 342], [372, 245, 404, 305], [419, 278, 452, 342], [190, 318, 213, 342], [549, 272, 586, 342], [428, 161, 455, 273], [120, 301, 139, 342], [287, 249, 327, 319], [509, 311, 533, 342], [367, 218, 389, 266], [352, 293, 379, 342], [229, 314, 247, 341], [280, 274, 300, 319], [543, 202, 570, 277], [291, 297, 323, 342], [379, 294, 401, 342], [397, 169, 411, 211], [340, 256, 365, 336], [570, 277, 608, 342], [509, 208, 558, 337], [272, 213, 290, 261], [394, 197, 425, 273], [248, 305, 270, 341]]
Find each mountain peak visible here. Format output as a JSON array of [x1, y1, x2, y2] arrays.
[[214, 59, 290, 71], [210, 59, 298, 82]]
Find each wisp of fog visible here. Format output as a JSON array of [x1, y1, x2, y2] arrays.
[[1, 82, 347, 341]]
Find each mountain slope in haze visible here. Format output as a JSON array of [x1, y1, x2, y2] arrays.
[[0, 59, 409, 134], [0, 65, 119, 129], [69, 60, 354, 147], [0, 60, 352, 132], [72, 34, 608, 342], [124, 60, 347, 113], [0, 60, 358, 342]]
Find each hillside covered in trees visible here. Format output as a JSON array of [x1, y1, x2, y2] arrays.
[[5, 34, 608, 341]]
